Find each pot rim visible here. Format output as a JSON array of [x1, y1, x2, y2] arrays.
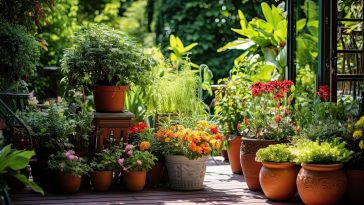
[[262, 161, 297, 169], [92, 85, 128, 91], [241, 137, 288, 142], [301, 163, 343, 171]]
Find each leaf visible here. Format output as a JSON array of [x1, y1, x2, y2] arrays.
[[176, 36, 184, 49], [251, 64, 275, 82], [261, 3, 274, 28], [169, 34, 177, 48], [217, 39, 255, 52], [170, 53, 177, 62], [238, 10, 248, 29], [296, 19, 307, 33], [262, 47, 278, 67], [182, 43, 198, 53], [276, 45, 287, 67], [10, 173, 44, 195]]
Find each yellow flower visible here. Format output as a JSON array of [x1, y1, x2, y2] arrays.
[[353, 130, 363, 139], [360, 140, 364, 149], [165, 137, 171, 143], [355, 116, 364, 128]]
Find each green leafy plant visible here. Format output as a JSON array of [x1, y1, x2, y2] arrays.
[[61, 24, 154, 90], [293, 138, 353, 164], [48, 150, 91, 176], [117, 144, 157, 172], [90, 148, 122, 171], [0, 145, 44, 195], [0, 19, 40, 91], [168, 34, 198, 68], [256, 144, 295, 163]]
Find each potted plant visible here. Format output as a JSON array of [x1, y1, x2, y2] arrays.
[[117, 144, 157, 191], [61, 24, 154, 112], [294, 138, 353, 205], [0, 145, 44, 204], [129, 123, 165, 188], [0, 19, 40, 92], [344, 116, 364, 203], [155, 120, 223, 190], [255, 144, 299, 201], [89, 148, 122, 192], [214, 74, 250, 174], [48, 150, 91, 193], [238, 80, 296, 191]]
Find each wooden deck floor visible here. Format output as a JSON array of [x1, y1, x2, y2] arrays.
[[11, 157, 303, 205]]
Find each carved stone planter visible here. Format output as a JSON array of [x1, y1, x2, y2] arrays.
[[297, 163, 347, 205]]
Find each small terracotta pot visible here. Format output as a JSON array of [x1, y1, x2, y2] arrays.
[[91, 170, 113, 192], [345, 169, 364, 203], [297, 163, 347, 205], [240, 138, 283, 191], [122, 171, 146, 191], [145, 162, 165, 188], [227, 136, 242, 174], [92, 85, 128, 112], [57, 173, 82, 193], [259, 162, 300, 201]]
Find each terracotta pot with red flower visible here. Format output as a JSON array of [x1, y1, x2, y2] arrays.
[[238, 80, 296, 191], [61, 24, 154, 112], [48, 150, 91, 193]]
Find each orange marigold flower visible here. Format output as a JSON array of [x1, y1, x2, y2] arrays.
[[165, 137, 171, 143], [139, 141, 151, 151]]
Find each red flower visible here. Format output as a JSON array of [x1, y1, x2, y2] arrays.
[[276, 101, 281, 108], [316, 85, 330, 101], [210, 127, 218, 134], [128, 122, 148, 134], [244, 116, 249, 126], [275, 115, 281, 123], [237, 123, 241, 131]]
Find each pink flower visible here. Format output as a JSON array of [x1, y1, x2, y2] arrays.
[[123, 167, 128, 172], [67, 155, 78, 160], [125, 144, 133, 151], [64, 150, 75, 157], [127, 150, 133, 156], [118, 158, 124, 165], [136, 160, 142, 165]]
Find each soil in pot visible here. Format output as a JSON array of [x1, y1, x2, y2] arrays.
[[92, 85, 128, 112], [259, 162, 300, 201], [227, 136, 242, 174]]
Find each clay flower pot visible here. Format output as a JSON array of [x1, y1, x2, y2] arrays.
[[122, 171, 146, 191], [92, 85, 128, 112], [56, 173, 82, 193], [145, 162, 165, 188], [345, 169, 364, 203], [259, 162, 300, 201], [91, 170, 113, 192], [227, 136, 242, 174], [240, 138, 283, 191], [297, 163, 347, 205]]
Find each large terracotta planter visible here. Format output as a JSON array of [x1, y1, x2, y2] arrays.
[[92, 85, 128, 112], [165, 155, 208, 190], [297, 163, 347, 205], [122, 171, 146, 191], [240, 138, 283, 191], [345, 169, 364, 203], [259, 162, 299, 201], [227, 136, 242, 174], [91, 170, 113, 192], [56, 173, 82, 193], [145, 162, 165, 188]]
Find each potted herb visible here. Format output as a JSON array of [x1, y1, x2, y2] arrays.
[[0, 20, 40, 91], [117, 144, 157, 191], [256, 144, 299, 201], [155, 120, 223, 190], [90, 148, 122, 192], [61, 24, 154, 112], [214, 74, 250, 174], [294, 138, 353, 205], [238, 80, 296, 191], [48, 150, 91, 193]]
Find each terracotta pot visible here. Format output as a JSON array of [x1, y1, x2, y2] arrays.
[[145, 162, 165, 188], [345, 169, 364, 203], [259, 162, 299, 201], [122, 171, 146, 191], [297, 163, 347, 205], [92, 85, 128, 112], [91, 170, 113, 192], [227, 136, 242, 174], [57, 173, 82, 193], [240, 138, 283, 191]]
